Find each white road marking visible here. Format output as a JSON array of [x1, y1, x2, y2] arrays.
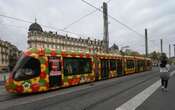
[[170, 70, 175, 76], [115, 70, 175, 110]]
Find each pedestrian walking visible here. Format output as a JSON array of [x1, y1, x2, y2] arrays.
[[159, 55, 170, 92]]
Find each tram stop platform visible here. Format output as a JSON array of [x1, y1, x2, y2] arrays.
[[136, 70, 175, 110]]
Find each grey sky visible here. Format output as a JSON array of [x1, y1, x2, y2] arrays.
[[0, 0, 175, 56]]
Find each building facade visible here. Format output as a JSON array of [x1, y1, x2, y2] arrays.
[[28, 22, 105, 53], [0, 40, 21, 71]]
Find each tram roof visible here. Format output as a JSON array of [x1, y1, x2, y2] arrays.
[[24, 48, 149, 60]]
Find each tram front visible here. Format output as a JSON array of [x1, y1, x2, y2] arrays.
[[5, 51, 49, 93]]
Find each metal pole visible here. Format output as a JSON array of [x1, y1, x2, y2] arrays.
[[103, 2, 109, 53], [145, 28, 148, 57], [169, 44, 171, 58], [160, 39, 163, 53], [174, 44, 175, 57]]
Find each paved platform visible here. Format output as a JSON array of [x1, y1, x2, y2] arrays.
[[137, 71, 175, 110]]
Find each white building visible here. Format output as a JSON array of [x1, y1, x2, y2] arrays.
[[27, 22, 105, 53], [0, 40, 21, 71]]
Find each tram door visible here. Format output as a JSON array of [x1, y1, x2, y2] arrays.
[[117, 59, 123, 76], [135, 61, 139, 72], [101, 60, 109, 80], [138, 61, 142, 72], [95, 62, 99, 81], [48, 56, 62, 87]]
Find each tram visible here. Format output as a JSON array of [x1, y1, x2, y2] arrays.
[[5, 48, 152, 93]]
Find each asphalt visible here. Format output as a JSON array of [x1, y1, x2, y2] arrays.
[[0, 67, 174, 110]]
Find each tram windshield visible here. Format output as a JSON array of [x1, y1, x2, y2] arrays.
[[12, 55, 41, 81]]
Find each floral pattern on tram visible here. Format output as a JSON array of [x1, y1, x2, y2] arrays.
[[5, 48, 151, 94], [5, 48, 95, 93], [6, 48, 50, 93]]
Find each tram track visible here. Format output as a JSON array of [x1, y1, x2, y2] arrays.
[[0, 69, 156, 103], [30, 69, 162, 110], [1, 68, 168, 110], [83, 71, 161, 110], [0, 92, 36, 102], [0, 89, 48, 102]]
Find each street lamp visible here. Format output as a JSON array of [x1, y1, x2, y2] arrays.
[[121, 46, 129, 50], [173, 44, 175, 57], [120, 46, 130, 56]]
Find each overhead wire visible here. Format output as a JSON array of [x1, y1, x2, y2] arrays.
[[81, 0, 144, 37], [106, 0, 112, 3], [0, 14, 96, 38], [63, 9, 98, 30], [0, 14, 32, 23], [1, 0, 144, 41], [63, 0, 113, 30]]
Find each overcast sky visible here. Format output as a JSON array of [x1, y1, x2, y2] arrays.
[[0, 0, 175, 56]]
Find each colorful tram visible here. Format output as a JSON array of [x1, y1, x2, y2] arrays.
[[5, 48, 152, 93]]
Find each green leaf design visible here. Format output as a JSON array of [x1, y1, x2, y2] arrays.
[[45, 48, 51, 54], [39, 57, 45, 64], [45, 68, 49, 74], [56, 49, 61, 54], [30, 48, 38, 53], [9, 83, 16, 89], [39, 79, 46, 86]]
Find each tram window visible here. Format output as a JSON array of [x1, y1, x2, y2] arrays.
[[110, 60, 116, 70], [127, 60, 134, 69], [63, 58, 92, 76], [138, 61, 144, 67], [13, 56, 41, 81]]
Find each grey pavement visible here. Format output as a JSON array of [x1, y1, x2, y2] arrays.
[[136, 71, 175, 110]]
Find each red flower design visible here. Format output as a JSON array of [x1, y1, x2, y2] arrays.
[[16, 85, 23, 93], [31, 83, 39, 92], [86, 54, 90, 58], [45, 62, 48, 67], [61, 52, 67, 57], [38, 49, 45, 56], [40, 72, 46, 79], [51, 51, 56, 56], [79, 53, 83, 58]]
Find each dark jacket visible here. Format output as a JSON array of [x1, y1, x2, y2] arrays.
[[160, 60, 167, 67]]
